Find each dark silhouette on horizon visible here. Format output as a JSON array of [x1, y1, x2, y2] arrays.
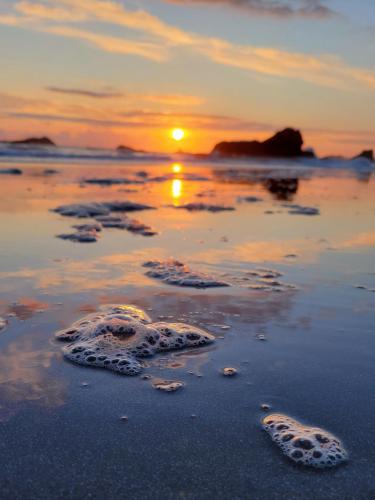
[[4, 136, 56, 146], [211, 128, 314, 158], [0, 130, 373, 162]]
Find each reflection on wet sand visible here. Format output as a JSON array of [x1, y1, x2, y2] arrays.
[[6, 298, 49, 319], [100, 289, 297, 335], [171, 178, 183, 201], [264, 178, 299, 201], [0, 337, 66, 421]]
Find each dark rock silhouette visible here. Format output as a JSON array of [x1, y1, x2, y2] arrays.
[[352, 150, 373, 162], [117, 145, 144, 154], [212, 128, 314, 158], [0, 168, 23, 175], [6, 136, 56, 146]]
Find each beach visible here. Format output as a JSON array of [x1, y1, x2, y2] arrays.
[[0, 157, 374, 499]]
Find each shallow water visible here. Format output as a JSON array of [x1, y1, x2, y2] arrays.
[[0, 159, 374, 499]]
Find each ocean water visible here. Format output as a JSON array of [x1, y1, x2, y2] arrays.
[[0, 156, 374, 499]]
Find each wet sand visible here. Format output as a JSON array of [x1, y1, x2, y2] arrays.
[[0, 159, 374, 499]]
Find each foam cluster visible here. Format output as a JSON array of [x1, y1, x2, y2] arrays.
[[55, 304, 215, 376], [152, 380, 184, 392], [57, 222, 102, 243], [53, 201, 156, 242], [83, 177, 144, 186], [53, 200, 153, 218], [0, 317, 7, 332], [57, 229, 100, 243], [262, 414, 348, 468], [237, 196, 263, 203], [143, 260, 230, 288], [281, 204, 320, 216], [0, 168, 23, 175], [148, 173, 209, 182], [73, 223, 102, 233], [96, 215, 156, 236], [172, 203, 235, 212], [54, 202, 110, 218]]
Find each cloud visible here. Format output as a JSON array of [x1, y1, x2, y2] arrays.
[[135, 94, 205, 106], [0, 0, 374, 93], [15, 0, 87, 21], [46, 87, 123, 98], [5, 109, 274, 131], [165, 0, 336, 18], [43, 25, 168, 62], [45, 87, 204, 105]]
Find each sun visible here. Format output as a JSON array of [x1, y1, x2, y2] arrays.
[[171, 128, 185, 141]]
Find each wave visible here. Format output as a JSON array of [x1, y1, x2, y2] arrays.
[[0, 143, 171, 163], [0, 143, 373, 172]]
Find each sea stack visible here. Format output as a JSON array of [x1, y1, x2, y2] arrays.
[[212, 128, 314, 158]]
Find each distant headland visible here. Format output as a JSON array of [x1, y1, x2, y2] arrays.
[[3, 136, 56, 146], [211, 128, 313, 158], [0, 130, 373, 162]]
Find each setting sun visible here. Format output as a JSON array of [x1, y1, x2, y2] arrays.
[[172, 163, 182, 173], [171, 128, 185, 141]]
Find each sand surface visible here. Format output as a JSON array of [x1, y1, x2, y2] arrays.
[[0, 159, 374, 499]]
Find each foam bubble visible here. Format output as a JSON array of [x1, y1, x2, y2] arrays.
[[95, 215, 156, 236], [95, 215, 129, 228], [101, 201, 153, 212], [152, 322, 215, 348], [281, 204, 320, 216], [222, 367, 237, 376], [171, 203, 235, 212], [83, 177, 144, 186], [57, 230, 99, 243], [262, 413, 348, 468], [143, 260, 230, 288], [0, 317, 7, 332], [153, 380, 184, 392], [53, 200, 153, 218], [72, 223, 102, 233], [56, 304, 215, 376], [0, 168, 22, 175], [237, 196, 263, 203]]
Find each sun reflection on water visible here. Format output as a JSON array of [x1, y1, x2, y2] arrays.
[[171, 178, 182, 200]]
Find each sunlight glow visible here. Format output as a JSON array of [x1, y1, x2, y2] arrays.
[[172, 179, 182, 199], [171, 128, 185, 141], [172, 163, 182, 173]]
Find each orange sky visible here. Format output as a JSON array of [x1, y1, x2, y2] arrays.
[[0, 0, 374, 155]]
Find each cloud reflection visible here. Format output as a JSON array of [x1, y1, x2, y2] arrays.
[[0, 338, 66, 421]]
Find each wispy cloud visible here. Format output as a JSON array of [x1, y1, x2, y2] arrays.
[[0, 0, 374, 93], [44, 86, 204, 106], [43, 24, 168, 61], [6, 109, 274, 131], [46, 87, 123, 98], [165, 0, 336, 19], [134, 94, 205, 106]]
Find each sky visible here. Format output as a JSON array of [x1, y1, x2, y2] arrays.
[[0, 0, 374, 155]]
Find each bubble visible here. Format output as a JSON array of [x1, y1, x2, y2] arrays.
[[152, 380, 185, 392], [55, 304, 214, 376], [0, 317, 7, 332], [53, 201, 153, 218], [143, 260, 229, 288], [57, 230, 99, 243], [171, 203, 235, 213], [261, 404, 271, 411], [222, 367, 237, 377], [262, 413, 348, 468], [281, 204, 320, 216]]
